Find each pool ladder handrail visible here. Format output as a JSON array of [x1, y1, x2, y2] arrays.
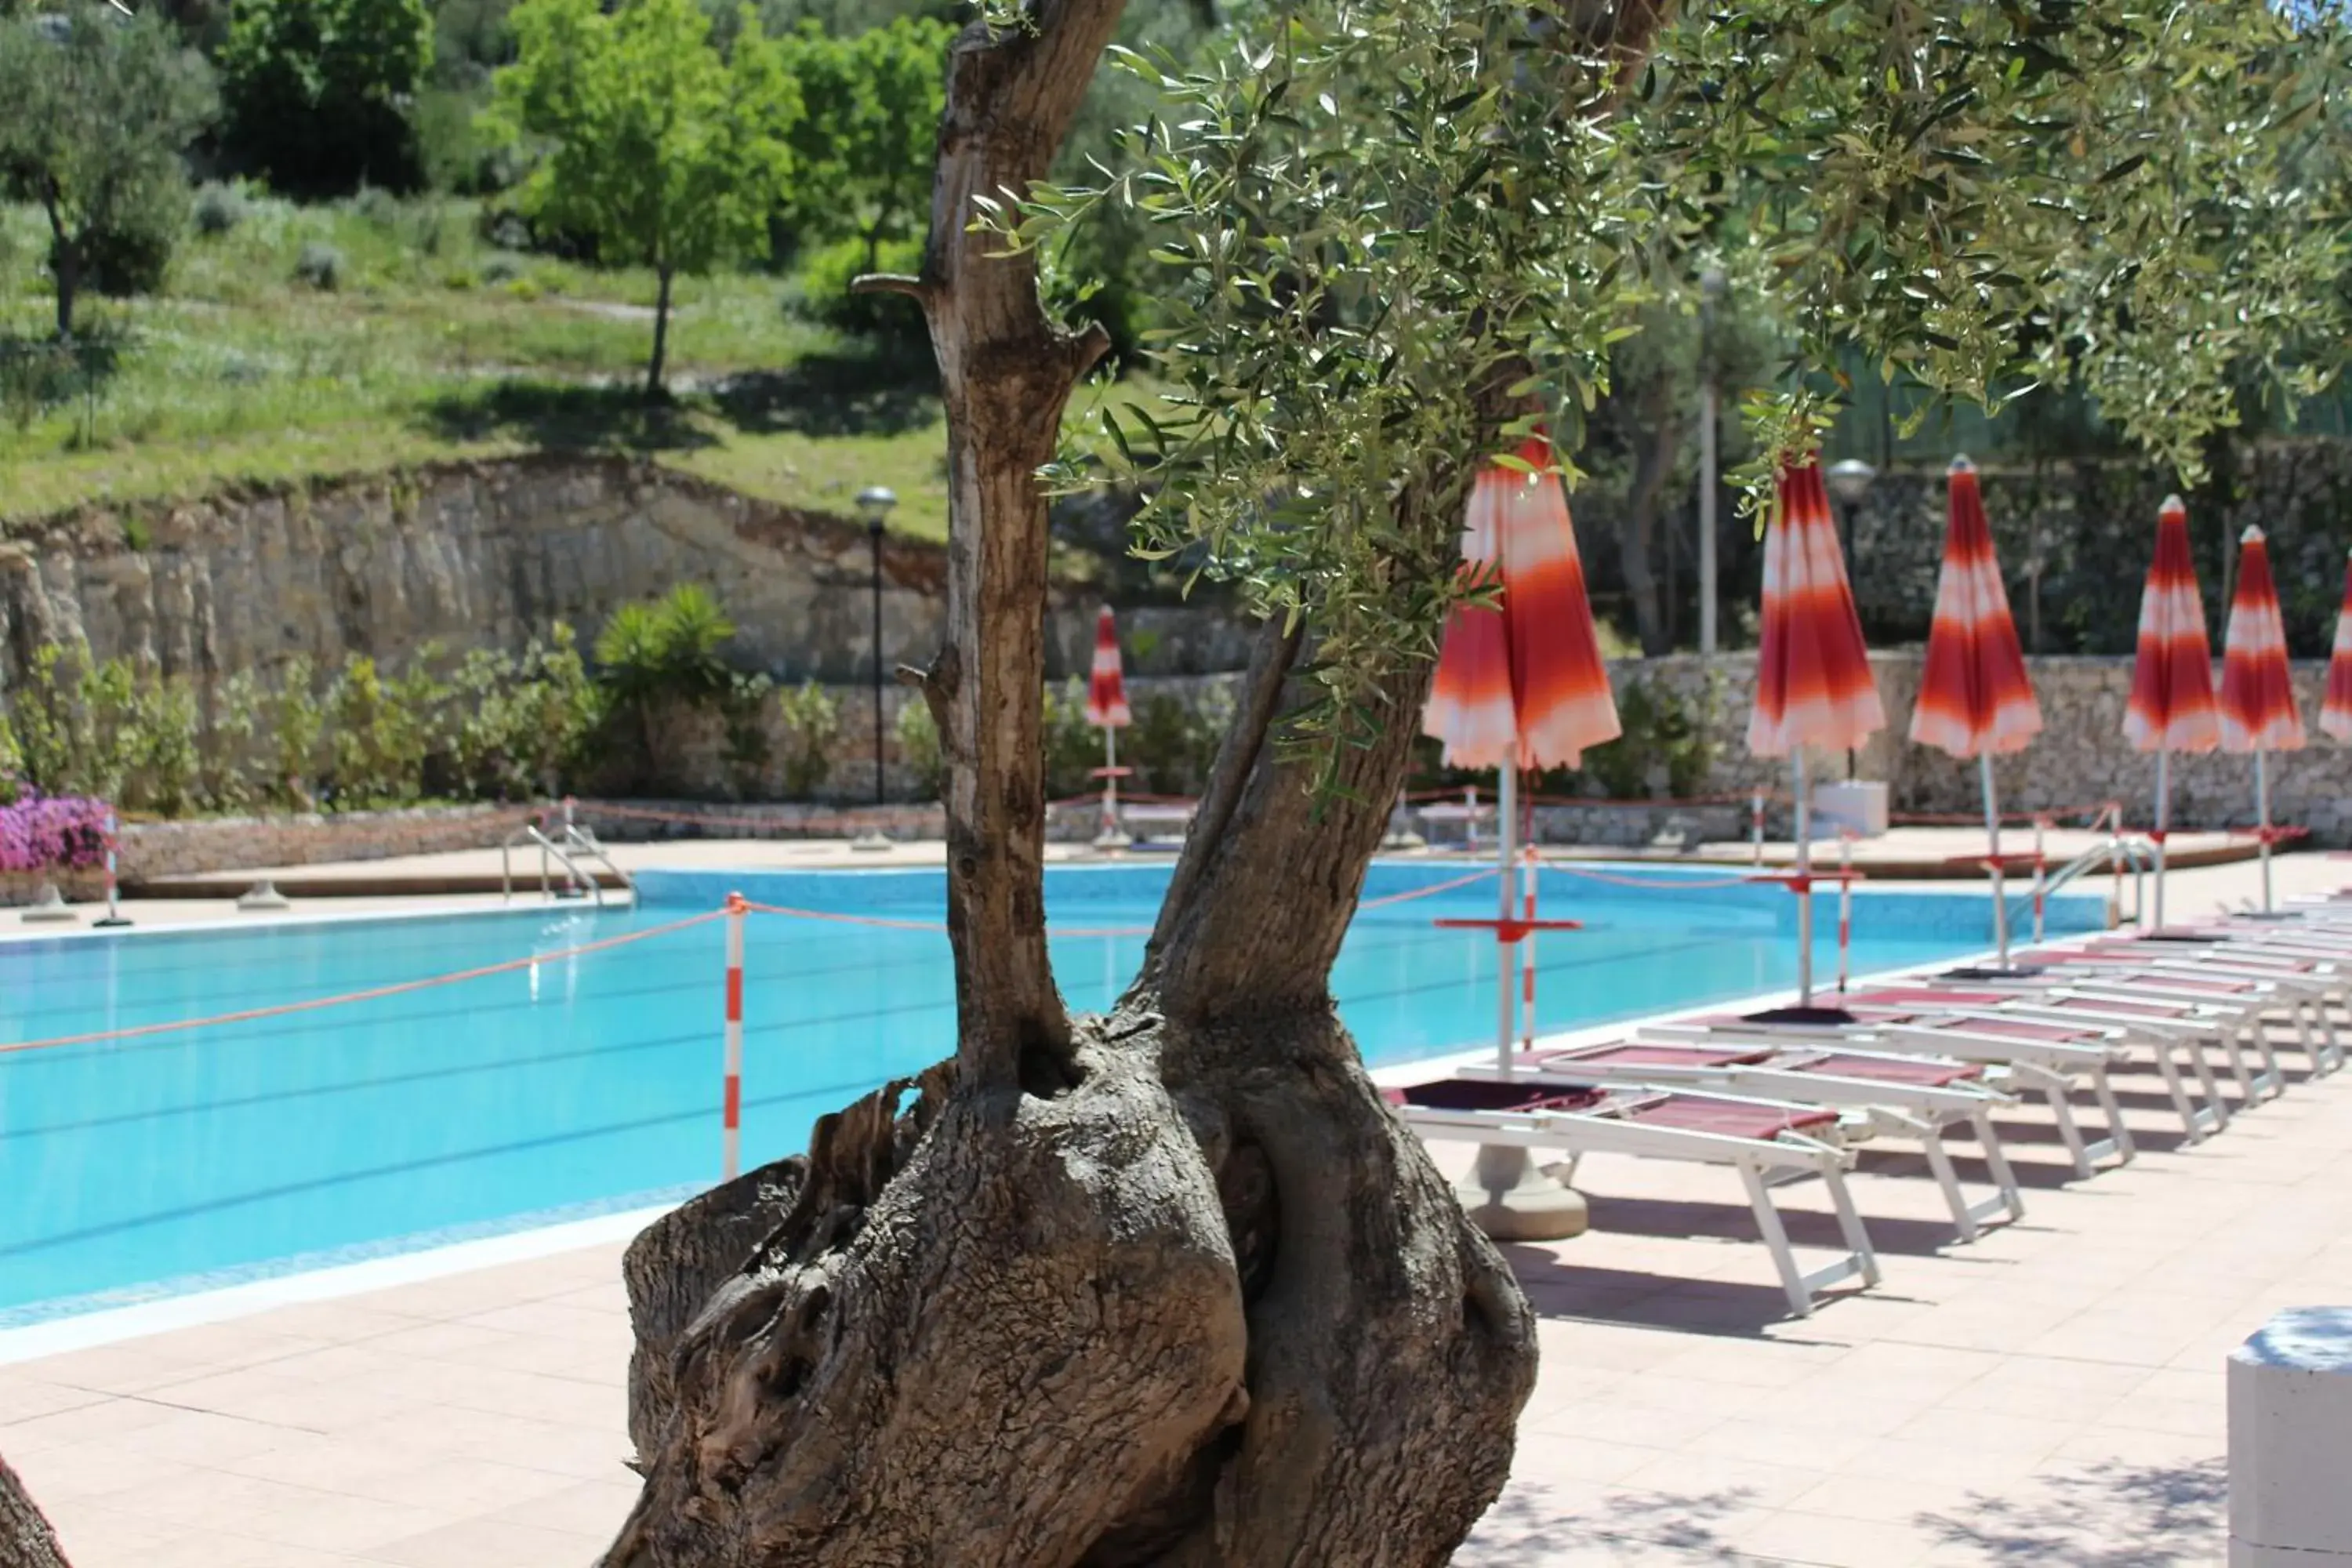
[[2039, 823, 2157, 931], [502, 822, 630, 906], [557, 822, 633, 900]]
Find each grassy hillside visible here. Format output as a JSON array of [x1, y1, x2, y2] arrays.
[[1, 192, 970, 535]]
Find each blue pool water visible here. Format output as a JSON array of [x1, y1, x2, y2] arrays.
[[0, 862, 2100, 1323]]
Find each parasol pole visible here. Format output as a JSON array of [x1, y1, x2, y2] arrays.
[[2256, 747, 2274, 915], [1104, 724, 1120, 838], [1980, 752, 2009, 967], [2153, 747, 2172, 931], [1793, 747, 1813, 1007], [1495, 764, 1519, 1075]]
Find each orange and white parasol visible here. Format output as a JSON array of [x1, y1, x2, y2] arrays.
[[2218, 527, 2304, 912], [2123, 495, 2219, 928], [1748, 459, 1884, 1007], [1908, 456, 2041, 964], [1084, 607, 1132, 844], [2321, 550, 2352, 745]]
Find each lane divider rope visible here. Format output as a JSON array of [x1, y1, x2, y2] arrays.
[[0, 909, 727, 1057]]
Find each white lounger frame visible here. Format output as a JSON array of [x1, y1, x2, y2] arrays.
[[1465, 1048, 2025, 1244], [1398, 1089, 1881, 1317], [1643, 1016, 2137, 1179]]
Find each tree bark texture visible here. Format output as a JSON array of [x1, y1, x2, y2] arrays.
[[646, 265, 675, 400], [1618, 371, 1683, 657], [0, 1453, 72, 1568], [600, 5, 1541, 1563]]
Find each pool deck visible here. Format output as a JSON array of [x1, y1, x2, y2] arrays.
[[16, 822, 2285, 930], [2, 848, 2349, 1563]]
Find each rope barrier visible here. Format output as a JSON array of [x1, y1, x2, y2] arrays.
[[1536, 864, 1758, 891], [0, 909, 728, 1058]]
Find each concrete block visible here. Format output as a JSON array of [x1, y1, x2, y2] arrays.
[[2230, 1306, 2352, 1561]]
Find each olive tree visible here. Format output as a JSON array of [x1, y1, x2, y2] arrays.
[[5, 5, 2346, 1567], [585, 4, 2349, 1563], [0, 4, 213, 338]]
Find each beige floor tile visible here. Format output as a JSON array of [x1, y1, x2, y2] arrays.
[[1735, 1508, 1940, 1567], [361, 1515, 604, 1566], [484, 1475, 639, 1539]]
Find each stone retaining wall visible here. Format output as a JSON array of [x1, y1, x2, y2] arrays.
[[113, 804, 539, 884], [0, 453, 1254, 699], [1618, 652, 2352, 844]]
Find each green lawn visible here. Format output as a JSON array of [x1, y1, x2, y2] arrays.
[[1, 192, 963, 537]]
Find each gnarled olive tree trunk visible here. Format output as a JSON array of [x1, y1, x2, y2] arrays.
[[1, 1453, 73, 1568], [600, 5, 1545, 1563]]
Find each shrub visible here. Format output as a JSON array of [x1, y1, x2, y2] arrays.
[[1040, 677, 1102, 800], [192, 182, 249, 236], [294, 241, 344, 290], [272, 655, 325, 806], [0, 791, 111, 873], [593, 585, 739, 793], [60, 177, 183, 299], [481, 252, 525, 284], [792, 233, 927, 349], [895, 694, 943, 800], [1124, 685, 1231, 797], [325, 652, 441, 806], [777, 678, 840, 798]]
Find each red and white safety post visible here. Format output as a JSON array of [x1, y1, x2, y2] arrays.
[[1835, 831, 1855, 993], [94, 808, 132, 928], [2031, 813, 2050, 944], [1519, 820, 1540, 1052], [721, 891, 746, 1180], [1751, 791, 1766, 866]]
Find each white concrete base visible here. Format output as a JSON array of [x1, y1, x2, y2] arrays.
[[1456, 1145, 1589, 1243], [236, 878, 292, 911], [2231, 1543, 2352, 1566], [20, 882, 78, 923], [2230, 1306, 2352, 1563], [1813, 780, 1889, 838]]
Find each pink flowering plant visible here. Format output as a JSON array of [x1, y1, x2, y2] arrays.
[[0, 788, 110, 873]]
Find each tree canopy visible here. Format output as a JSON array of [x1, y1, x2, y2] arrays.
[[1007, 0, 2352, 764], [492, 0, 801, 395], [775, 15, 951, 268], [217, 0, 437, 194], [0, 4, 215, 337]]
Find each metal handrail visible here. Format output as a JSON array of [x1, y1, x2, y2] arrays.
[[557, 823, 633, 898], [2041, 830, 2156, 929], [502, 824, 604, 906]]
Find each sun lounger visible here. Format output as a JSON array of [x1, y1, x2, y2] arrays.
[[1463, 1040, 2025, 1243], [1784, 982, 2249, 1132], [1642, 992, 2146, 1178], [2018, 938, 2344, 1080], [1387, 1078, 1880, 1317], [2067, 932, 2349, 1054], [1942, 960, 2297, 1105]]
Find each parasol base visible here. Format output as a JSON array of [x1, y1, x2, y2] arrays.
[[1942, 966, 2049, 983], [1741, 1005, 1857, 1028], [1456, 1145, 1588, 1243]]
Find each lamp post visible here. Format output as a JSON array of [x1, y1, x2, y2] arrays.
[[1824, 459, 1877, 781], [1697, 267, 1725, 656], [852, 485, 897, 852]]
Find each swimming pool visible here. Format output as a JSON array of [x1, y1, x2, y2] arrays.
[[0, 861, 2100, 1323]]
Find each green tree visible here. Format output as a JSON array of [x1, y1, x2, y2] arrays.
[[217, 0, 435, 195], [581, 5, 2352, 1565], [493, 0, 800, 396], [776, 16, 948, 270], [0, 5, 213, 337]]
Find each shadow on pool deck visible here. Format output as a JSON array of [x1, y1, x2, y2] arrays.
[[1461, 1482, 1772, 1564], [1500, 1250, 1876, 1340], [1914, 1455, 2227, 1566]]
